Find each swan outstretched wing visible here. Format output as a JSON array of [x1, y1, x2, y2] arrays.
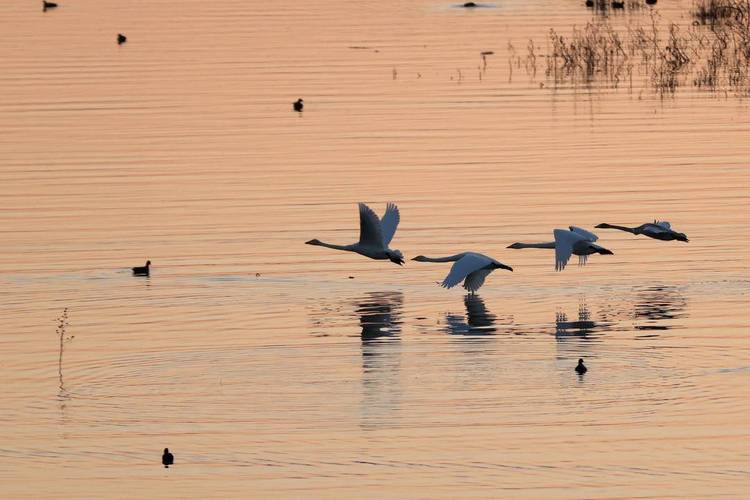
[[554, 229, 585, 271], [380, 203, 400, 247], [358, 203, 385, 248], [463, 268, 492, 292], [569, 226, 598, 242], [645, 222, 670, 233], [441, 253, 491, 289]]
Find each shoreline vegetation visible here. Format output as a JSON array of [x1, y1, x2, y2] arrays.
[[511, 0, 750, 95]]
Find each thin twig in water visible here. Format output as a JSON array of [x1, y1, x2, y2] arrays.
[[56, 308, 71, 391]]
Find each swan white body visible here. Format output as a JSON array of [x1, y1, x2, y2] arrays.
[[412, 252, 512, 293], [508, 226, 613, 271], [306, 203, 405, 265], [595, 221, 689, 242]]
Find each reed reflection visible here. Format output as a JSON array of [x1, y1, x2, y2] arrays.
[[358, 292, 403, 430], [555, 299, 609, 340], [443, 294, 498, 336]]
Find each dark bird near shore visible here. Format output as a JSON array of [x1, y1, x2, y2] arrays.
[[43, 1, 58, 11], [575, 359, 588, 374], [463, 1, 478, 6], [162, 448, 174, 468], [595, 221, 688, 242], [117, 33, 127, 45], [612, 0, 625, 8], [585, 0, 594, 6], [293, 98, 304, 112], [645, 0, 657, 5], [132, 260, 151, 276]]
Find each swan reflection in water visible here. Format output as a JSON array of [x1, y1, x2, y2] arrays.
[[443, 294, 498, 336], [358, 292, 403, 430], [633, 285, 687, 330], [358, 291, 403, 342]]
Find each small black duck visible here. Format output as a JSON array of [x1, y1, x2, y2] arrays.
[[132, 260, 150, 276]]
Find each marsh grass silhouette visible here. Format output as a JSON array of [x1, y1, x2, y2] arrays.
[[529, 3, 750, 95]]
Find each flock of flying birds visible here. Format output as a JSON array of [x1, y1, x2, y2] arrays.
[[305, 202, 689, 293]]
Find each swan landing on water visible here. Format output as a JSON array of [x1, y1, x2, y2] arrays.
[[595, 221, 689, 242], [306, 203, 405, 265], [412, 252, 512, 293], [507, 226, 613, 271]]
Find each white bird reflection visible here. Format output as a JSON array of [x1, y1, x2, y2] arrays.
[[358, 292, 403, 430], [443, 294, 498, 336], [633, 285, 688, 331]]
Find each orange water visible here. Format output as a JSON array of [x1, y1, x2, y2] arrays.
[[1, 0, 749, 497]]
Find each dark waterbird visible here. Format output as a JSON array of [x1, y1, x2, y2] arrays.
[[132, 260, 151, 276], [162, 448, 174, 468], [463, 1, 478, 6], [43, 1, 57, 11], [117, 33, 127, 45], [293, 98, 304, 112], [585, 0, 594, 6], [612, 0, 625, 8], [645, 0, 657, 4], [575, 359, 588, 374]]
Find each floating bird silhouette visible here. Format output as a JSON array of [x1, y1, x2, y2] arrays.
[[508, 226, 613, 271], [575, 358, 588, 374], [645, 0, 657, 4], [162, 448, 174, 468], [306, 203, 404, 265], [43, 1, 57, 11], [293, 98, 304, 112], [132, 260, 150, 276], [117, 33, 127, 45], [595, 221, 688, 242], [612, 0, 625, 8], [412, 252, 512, 293], [463, 1, 478, 7]]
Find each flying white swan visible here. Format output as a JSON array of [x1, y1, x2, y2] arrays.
[[507, 226, 613, 271], [306, 202, 405, 265], [595, 221, 689, 242], [411, 252, 513, 293]]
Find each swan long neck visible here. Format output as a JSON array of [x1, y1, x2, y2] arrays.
[[512, 242, 556, 249], [417, 254, 465, 262], [599, 223, 636, 234], [310, 240, 353, 252]]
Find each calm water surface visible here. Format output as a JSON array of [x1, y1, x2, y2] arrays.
[[1, 0, 749, 497]]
